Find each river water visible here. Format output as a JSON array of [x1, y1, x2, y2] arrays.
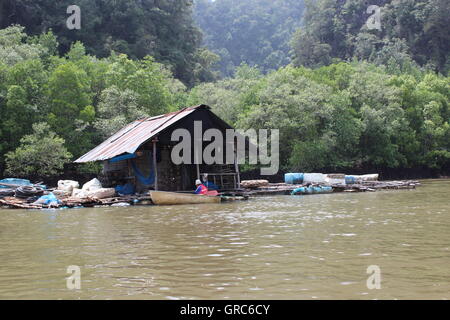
[[0, 179, 449, 300]]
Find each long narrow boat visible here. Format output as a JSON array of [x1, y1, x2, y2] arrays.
[[150, 191, 221, 205]]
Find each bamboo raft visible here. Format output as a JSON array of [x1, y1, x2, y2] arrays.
[[0, 192, 249, 210], [0, 195, 153, 210], [244, 180, 420, 195]]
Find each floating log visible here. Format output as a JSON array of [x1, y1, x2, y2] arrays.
[[0, 197, 43, 209]]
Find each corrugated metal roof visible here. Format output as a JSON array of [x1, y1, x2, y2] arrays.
[[75, 105, 208, 163]]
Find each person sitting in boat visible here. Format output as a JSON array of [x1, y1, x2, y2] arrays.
[[194, 179, 208, 195]]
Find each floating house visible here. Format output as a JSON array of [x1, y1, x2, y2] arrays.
[[75, 105, 241, 192]]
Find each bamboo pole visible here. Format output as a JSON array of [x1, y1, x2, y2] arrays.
[[234, 150, 240, 189], [152, 138, 158, 191]]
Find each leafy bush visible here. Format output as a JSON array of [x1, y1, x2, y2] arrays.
[[5, 123, 72, 177]]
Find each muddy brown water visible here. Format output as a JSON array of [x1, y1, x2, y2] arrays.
[[0, 179, 449, 299]]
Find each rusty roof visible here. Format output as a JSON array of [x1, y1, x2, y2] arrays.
[[75, 105, 210, 163]]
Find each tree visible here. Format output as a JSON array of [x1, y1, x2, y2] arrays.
[[187, 60, 450, 173], [105, 54, 174, 116], [95, 86, 147, 139], [290, 29, 332, 68], [0, 55, 49, 158], [194, 0, 305, 77], [47, 61, 95, 157], [5, 123, 72, 177], [0, 25, 43, 66], [0, 0, 209, 86], [290, 0, 450, 73]]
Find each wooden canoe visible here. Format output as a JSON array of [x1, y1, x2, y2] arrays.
[[150, 191, 221, 205]]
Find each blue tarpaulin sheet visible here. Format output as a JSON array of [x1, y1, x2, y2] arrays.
[[109, 153, 137, 163], [0, 178, 31, 188]]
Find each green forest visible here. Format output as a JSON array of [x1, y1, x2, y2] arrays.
[[194, 0, 305, 76], [0, 0, 449, 179]]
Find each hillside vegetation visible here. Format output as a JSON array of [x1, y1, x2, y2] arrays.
[[0, 0, 449, 178]]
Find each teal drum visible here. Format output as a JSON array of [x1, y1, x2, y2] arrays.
[[317, 186, 332, 193], [291, 186, 333, 195], [285, 173, 304, 184], [291, 187, 306, 195]]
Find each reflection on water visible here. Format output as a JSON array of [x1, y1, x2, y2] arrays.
[[0, 179, 449, 299]]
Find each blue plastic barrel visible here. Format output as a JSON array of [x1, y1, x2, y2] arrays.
[[285, 173, 304, 184], [292, 185, 333, 195], [291, 187, 306, 195], [345, 176, 356, 184]]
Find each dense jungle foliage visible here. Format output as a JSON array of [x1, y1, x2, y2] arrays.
[[0, 0, 449, 178]]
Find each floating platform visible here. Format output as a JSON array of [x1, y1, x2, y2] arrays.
[[0, 180, 420, 209], [0, 191, 250, 210], [243, 180, 420, 196], [0, 194, 153, 210]]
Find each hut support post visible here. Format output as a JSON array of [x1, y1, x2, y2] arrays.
[[234, 151, 240, 189], [195, 147, 200, 181], [152, 138, 158, 190]]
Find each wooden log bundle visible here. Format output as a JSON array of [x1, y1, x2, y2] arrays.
[[240, 180, 269, 189], [0, 197, 44, 209], [335, 180, 420, 192]]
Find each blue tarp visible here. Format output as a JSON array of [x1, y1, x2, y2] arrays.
[[0, 178, 32, 188], [131, 153, 155, 185], [115, 183, 135, 195], [36, 193, 61, 205], [0, 178, 46, 190], [204, 181, 219, 190], [109, 153, 137, 163]]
